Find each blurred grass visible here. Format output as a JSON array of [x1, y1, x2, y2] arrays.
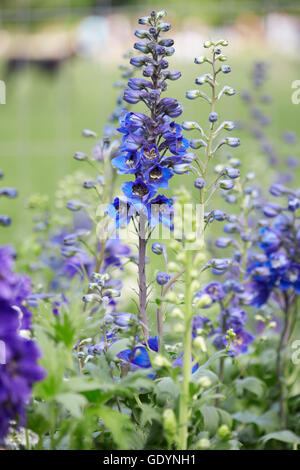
[[0, 51, 299, 245]]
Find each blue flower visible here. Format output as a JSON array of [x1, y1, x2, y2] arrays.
[[259, 227, 281, 253], [168, 136, 190, 155], [141, 144, 161, 165], [122, 178, 156, 204], [145, 164, 173, 189], [111, 152, 141, 174], [105, 197, 134, 227], [147, 195, 174, 229]]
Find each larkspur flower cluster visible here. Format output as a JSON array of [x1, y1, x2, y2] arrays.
[[106, 10, 189, 232], [247, 184, 300, 307], [0, 174, 45, 443]]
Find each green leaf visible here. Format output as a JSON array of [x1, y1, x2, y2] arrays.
[[65, 376, 103, 393], [97, 406, 135, 449], [33, 328, 68, 399], [232, 411, 281, 433], [217, 408, 233, 428], [155, 377, 178, 406], [140, 404, 161, 426], [200, 405, 219, 435], [232, 411, 258, 424], [260, 430, 300, 445], [56, 392, 88, 419], [235, 377, 265, 398], [198, 350, 228, 370]]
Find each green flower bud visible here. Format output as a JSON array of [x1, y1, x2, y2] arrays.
[[168, 261, 181, 273], [217, 39, 229, 46], [218, 424, 230, 438], [197, 438, 210, 449], [203, 40, 213, 48], [157, 9, 167, 19], [194, 55, 207, 64], [193, 336, 207, 352], [166, 291, 180, 303], [225, 328, 236, 342], [170, 307, 184, 319], [153, 355, 171, 368], [197, 375, 212, 388], [173, 323, 185, 334], [163, 408, 177, 436], [194, 294, 212, 308]]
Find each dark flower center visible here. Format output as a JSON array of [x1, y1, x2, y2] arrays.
[[132, 182, 148, 197], [149, 167, 162, 181], [126, 155, 136, 168], [143, 147, 158, 160]]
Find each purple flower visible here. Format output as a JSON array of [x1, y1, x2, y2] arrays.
[[0, 301, 45, 443], [203, 282, 225, 301]]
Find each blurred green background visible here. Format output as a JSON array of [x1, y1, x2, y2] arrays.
[[0, 0, 299, 244]]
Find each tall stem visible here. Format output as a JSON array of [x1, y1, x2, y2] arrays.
[[178, 249, 192, 450], [138, 215, 148, 339], [276, 294, 290, 428]]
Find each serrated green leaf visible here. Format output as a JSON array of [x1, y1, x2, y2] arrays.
[[56, 392, 88, 419]]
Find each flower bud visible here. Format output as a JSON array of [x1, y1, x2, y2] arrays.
[[186, 89, 201, 100], [82, 129, 97, 138], [197, 438, 210, 449], [215, 237, 232, 248], [209, 112, 218, 123], [194, 177, 205, 189], [157, 9, 167, 19], [138, 16, 151, 25], [203, 40, 213, 48], [74, 151, 88, 161], [218, 424, 230, 438], [194, 56, 207, 64], [225, 137, 240, 147], [193, 336, 207, 352], [157, 22, 171, 32], [164, 69, 181, 80], [0, 187, 18, 198], [221, 64, 231, 74], [170, 307, 184, 319], [0, 215, 11, 226], [173, 323, 185, 334], [152, 242, 164, 255], [82, 294, 101, 303], [163, 408, 177, 436], [194, 293, 212, 308], [190, 139, 207, 149], [153, 355, 171, 368], [156, 272, 170, 285], [66, 200, 87, 211], [225, 167, 240, 178], [197, 376, 212, 388], [83, 180, 96, 189], [165, 291, 179, 303], [219, 179, 234, 190]]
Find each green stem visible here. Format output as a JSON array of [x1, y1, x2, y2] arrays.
[[178, 249, 192, 450], [276, 294, 290, 428]]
